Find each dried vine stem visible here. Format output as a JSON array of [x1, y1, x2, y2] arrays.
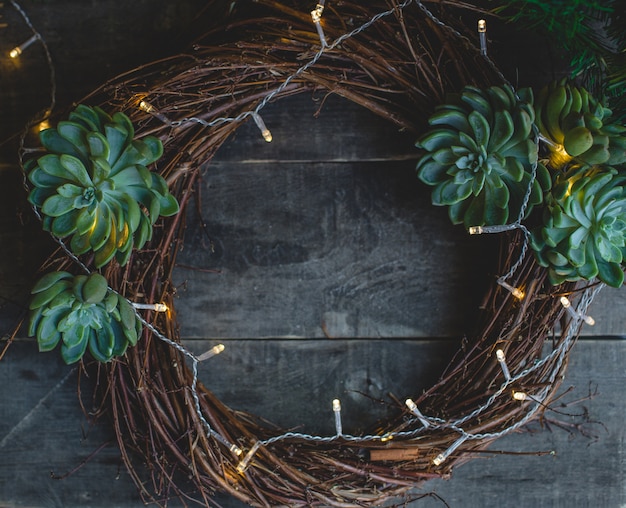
[[24, 1, 598, 506]]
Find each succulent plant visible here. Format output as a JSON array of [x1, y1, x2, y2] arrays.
[[28, 271, 142, 364], [531, 168, 626, 287], [26, 105, 179, 268], [416, 85, 550, 228], [534, 81, 626, 167]]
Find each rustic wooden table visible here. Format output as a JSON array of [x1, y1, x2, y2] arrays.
[[1, 2, 624, 507]]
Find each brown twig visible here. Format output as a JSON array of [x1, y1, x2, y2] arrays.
[[19, 1, 597, 506]]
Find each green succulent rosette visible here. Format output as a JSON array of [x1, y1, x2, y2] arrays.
[[28, 271, 142, 364], [26, 105, 179, 268], [531, 168, 626, 287], [535, 81, 626, 167], [416, 85, 549, 228]]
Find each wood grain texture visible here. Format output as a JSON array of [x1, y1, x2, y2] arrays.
[[172, 94, 619, 338], [0, 2, 625, 508], [0, 339, 624, 507], [172, 95, 497, 339], [0, 0, 207, 334], [0, 0, 207, 149]]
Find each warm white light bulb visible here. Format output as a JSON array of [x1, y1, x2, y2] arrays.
[[405, 398, 430, 427], [311, 8, 322, 23], [9, 34, 39, 59], [560, 296, 595, 325], [405, 398, 417, 411], [236, 442, 261, 473], [477, 19, 487, 56], [38, 119, 51, 132], [197, 344, 225, 362], [498, 279, 524, 300], [583, 315, 595, 326], [332, 398, 343, 436], [252, 112, 272, 142], [132, 302, 168, 312], [139, 100, 155, 113], [495, 349, 511, 381], [432, 436, 467, 466], [512, 391, 528, 401], [432, 453, 445, 466]]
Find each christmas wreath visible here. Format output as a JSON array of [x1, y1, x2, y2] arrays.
[[15, 1, 625, 506]]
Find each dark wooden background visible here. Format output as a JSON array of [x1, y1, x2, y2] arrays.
[[0, 2, 625, 507]]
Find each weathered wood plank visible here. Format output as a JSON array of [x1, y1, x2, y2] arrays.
[[173, 94, 623, 338], [0, 0, 206, 147], [0, 3, 625, 508], [0, 338, 624, 507], [418, 337, 626, 508], [173, 95, 497, 339], [0, 0, 208, 334]]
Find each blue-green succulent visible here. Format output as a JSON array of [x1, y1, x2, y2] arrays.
[[531, 168, 626, 287], [416, 85, 549, 228], [27, 105, 179, 268], [29, 271, 142, 364]]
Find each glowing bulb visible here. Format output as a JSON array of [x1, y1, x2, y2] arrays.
[[310, 3, 327, 46], [583, 315, 595, 326], [380, 433, 394, 442], [432, 436, 468, 466], [311, 1, 325, 20], [9, 34, 39, 59], [38, 119, 51, 132], [495, 349, 511, 381], [560, 296, 594, 325], [211, 430, 242, 457], [197, 344, 225, 362], [498, 279, 524, 300], [132, 302, 168, 312], [139, 100, 155, 113], [513, 391, 528, 401], [332, 398, 343, 436], [236, 441, 261, 474], [405, 398, 431, 427], [432, 453, 445, 466], [252, 112, 272, 142], [468, 224, 520, 235], [137, 98, 170, 124], [477, 19, 487, 56], [549, 144, 573, 166], [311, 7, 322, 23]]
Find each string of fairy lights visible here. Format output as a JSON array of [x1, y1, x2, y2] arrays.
[[11, 0, 602, 472]]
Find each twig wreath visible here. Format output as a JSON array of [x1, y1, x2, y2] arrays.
[[15, 0, 622, 506]]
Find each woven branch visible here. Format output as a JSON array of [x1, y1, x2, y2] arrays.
[[23, 1, 597, 506]]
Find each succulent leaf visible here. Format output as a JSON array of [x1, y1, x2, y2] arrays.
[[531, 169, 626, 287], [417, 85, 547, 228], [28, 105, 179, 268], [535, 82, 626, 168], [28, 271, 142, 364]]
